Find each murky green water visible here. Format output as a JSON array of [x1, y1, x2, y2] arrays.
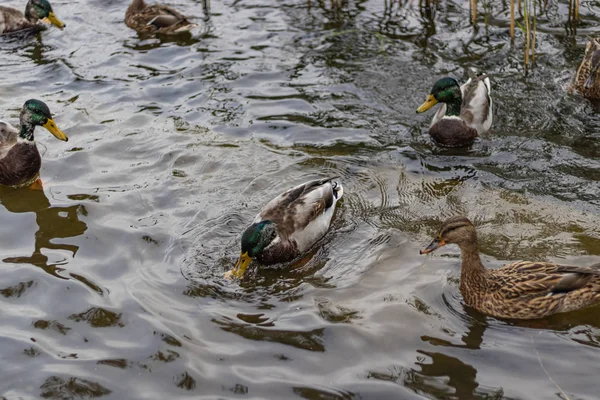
[[0, 0, 599, 398]]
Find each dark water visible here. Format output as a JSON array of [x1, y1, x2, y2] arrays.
[[0, 0, 599, 398]]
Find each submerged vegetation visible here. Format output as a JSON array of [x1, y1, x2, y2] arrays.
[[316, 0, 583, 74]]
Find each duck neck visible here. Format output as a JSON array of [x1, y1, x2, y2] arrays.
[[458, 240, 488, 293], [19, 122, 35, 142], [24, 1, 39, 22], [445, 97, 463, 117]]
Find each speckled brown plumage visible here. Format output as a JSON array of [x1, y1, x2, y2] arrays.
[[422, 216, 600, 320], [125, 0, 196, 35], [571, 38, 600, 99]]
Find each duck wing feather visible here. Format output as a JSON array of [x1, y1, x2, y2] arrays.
[[256, 177, 339, 239], [490, 261, 600, 297], [0, 121, 19, 160], [0, 6, 35, 34], [460, 75, 492, 134]]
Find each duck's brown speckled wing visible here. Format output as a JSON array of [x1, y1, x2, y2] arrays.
[[492, 261, 600, 294], [483, 261, 600, 318], [572, 38, 600, 99], [126, 0, 195, 34], [256, 177, 337, 239]]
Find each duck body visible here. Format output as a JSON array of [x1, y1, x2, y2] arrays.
[[0, 0, 65, 35], [226, 177, 343, 279], [125, 0, 196, 35], [0, 100, 68, 188], [0, 121, 42, 187], [571, 38, 600, 99], [421, 216, 600, 320], [417, 75, 492, 147], [0, 6, 37, 33]]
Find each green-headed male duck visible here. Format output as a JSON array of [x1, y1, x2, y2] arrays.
[[0, 99, 68, 189], [225, 177, 343, 279], [416, 75, 492, 147], [0, 0, 65, 34]]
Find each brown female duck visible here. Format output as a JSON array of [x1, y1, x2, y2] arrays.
[[421, 216, 600, 320], [0, 100, 68, 189], [571, 38, 600, 99], [416, 75, 492, 147], [0, 0, 65, 34], [125, 0, 196, 35]]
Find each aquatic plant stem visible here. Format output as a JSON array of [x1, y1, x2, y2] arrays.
[[510, 0, 515, 40], [524, 0, 529, 71], [532, 0, 536, 63], [530, 335, 571, 400]]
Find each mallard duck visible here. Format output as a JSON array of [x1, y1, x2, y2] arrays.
[[571, 38, 600, 99], [0, 0, 65, 34], [420, 216, 600, 320], [225, 177, 344, 279], [0, 99, 68, 188], [416, 75, 492, 147], [125, 0, 197, 35]]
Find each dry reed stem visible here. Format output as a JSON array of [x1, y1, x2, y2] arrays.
[[532, 0, 536, 63], [510, 0, 515, 40], [524, 0, 530, 69]]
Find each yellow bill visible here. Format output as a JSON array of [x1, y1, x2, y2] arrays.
[[417, 94, 438, 113], [43, 119, 68, 141], [42, 12, 66, 29], [224, 252, 252, 280]]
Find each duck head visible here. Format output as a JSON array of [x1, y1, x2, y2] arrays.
[[25, 0, 65, 29]]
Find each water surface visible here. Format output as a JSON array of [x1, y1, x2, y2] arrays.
[[0, 0, 599, 398]]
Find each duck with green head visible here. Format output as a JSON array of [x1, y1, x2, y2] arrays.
[[571, 38, 600, 99], [225, 177, 344, 279], [125, 0, 197, 35], [416, 74, 492, 147], [0, 99, 68, 189], [0, 0, 65, 34]]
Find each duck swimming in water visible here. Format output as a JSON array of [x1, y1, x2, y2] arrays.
[[226, 177, 343, 279], [416, 75, 492, 147], [0, 99, 68, 189], [125, 0, 197, 35], [421, 216, 600, 320], [571, 38, 600, 100], [0, 0, 65, 34]]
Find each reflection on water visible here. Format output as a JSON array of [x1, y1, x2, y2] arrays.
[[0, 187, 88, 281], [0, 0, 599, 398]]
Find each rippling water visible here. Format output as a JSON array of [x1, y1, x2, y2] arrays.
[[0, 0, 599, 398]]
